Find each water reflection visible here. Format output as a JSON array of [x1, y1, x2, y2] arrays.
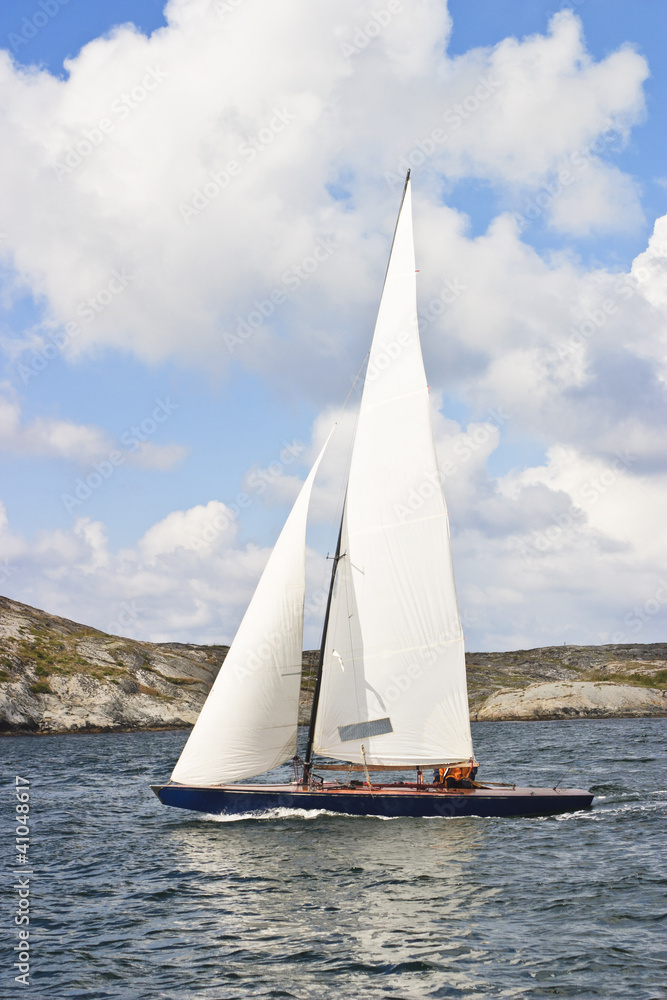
[[9, 719, 664, 999], [166, 813, 491, 994]]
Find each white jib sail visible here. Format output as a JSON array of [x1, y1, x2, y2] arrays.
[[171, 438, 330, 786], [313, 178, 474, 766]]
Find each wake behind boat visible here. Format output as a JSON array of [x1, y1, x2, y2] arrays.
[[152, 173, 593, 819]]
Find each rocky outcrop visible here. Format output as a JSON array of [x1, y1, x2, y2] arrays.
[[0, 595, 228, 734], [473, 681, 667, 721], [1, 594, 666, 733], [465, 643, 667, 710]]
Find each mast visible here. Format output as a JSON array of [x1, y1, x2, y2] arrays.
[[302, 168, 412, 781], [308, 170, 474, 768], [303, 512, 345, 780], [379, 169, 411, 290]]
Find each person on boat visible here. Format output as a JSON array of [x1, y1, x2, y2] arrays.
[[449, 766, 478, 788], [433, 765, 477, 788]]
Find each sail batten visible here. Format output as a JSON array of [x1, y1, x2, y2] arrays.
[[313, 177, 473, 767]]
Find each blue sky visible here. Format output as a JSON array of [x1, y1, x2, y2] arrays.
[[0, 0, 665, 649]]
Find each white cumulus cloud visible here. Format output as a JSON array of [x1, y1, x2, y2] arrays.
[[0, 1, 650, 388]]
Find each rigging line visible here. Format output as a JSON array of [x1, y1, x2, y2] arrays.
[[342, 348, 371, 411], [331, 349, 367, 533], [304, 510, 345, 778], [305, 176, 410, 774], [553, 765, 584, 790], [329, 348, 368, 528], [319, 171, 409, 563], [316, 349, 368, 600], [377, 168, 411, 300], [317, 169, 408, 569], [360, 744, 375, 797]]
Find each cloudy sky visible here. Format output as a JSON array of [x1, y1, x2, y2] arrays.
[[0, 0, 665, 651]]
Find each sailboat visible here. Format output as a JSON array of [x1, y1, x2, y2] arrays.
[[152, 173, 593, 819]]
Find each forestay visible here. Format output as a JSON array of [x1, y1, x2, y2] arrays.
[[171, 440, 329, 786], [313, 178, 473, 766]]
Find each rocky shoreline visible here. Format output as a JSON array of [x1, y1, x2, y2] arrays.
[[472, 680, 666, 721], [1, 595, 665, 735], [0, 595, 228, 735]]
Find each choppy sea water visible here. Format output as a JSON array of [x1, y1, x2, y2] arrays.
[[3, 718, 666, 999]]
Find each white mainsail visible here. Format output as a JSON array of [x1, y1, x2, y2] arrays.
[[313, 177, 473, 766], [171, 440, 328, 786]]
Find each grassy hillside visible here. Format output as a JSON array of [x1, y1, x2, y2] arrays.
[[1, 594, 665, 733]]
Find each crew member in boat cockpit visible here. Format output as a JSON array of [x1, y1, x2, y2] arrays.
[[432, 765, 476, 788]]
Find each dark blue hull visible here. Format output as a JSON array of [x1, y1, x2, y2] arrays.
[[152, 783, 593, 818]]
